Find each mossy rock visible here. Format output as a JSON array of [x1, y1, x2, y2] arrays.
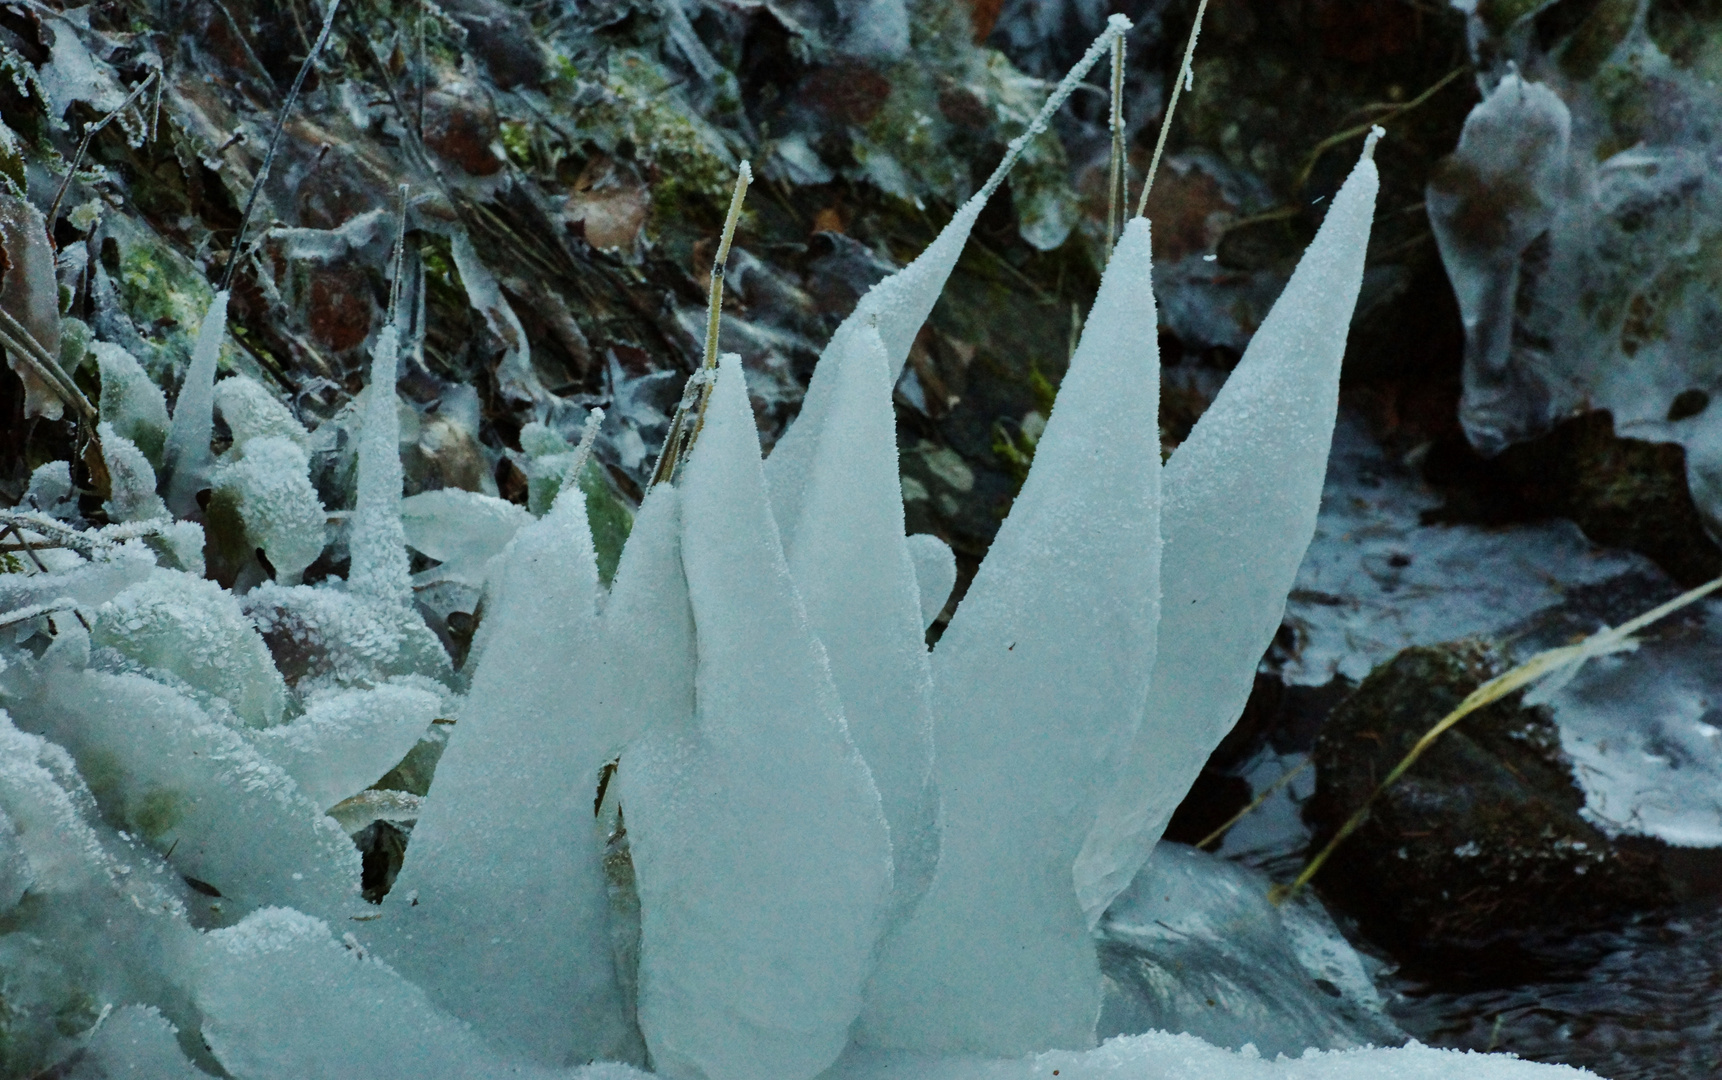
[[1306, 641, 1669, 964]]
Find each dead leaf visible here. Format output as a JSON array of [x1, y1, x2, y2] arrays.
[[0, 193, 64, 420]]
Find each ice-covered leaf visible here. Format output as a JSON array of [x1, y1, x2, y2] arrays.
[[7, 666, 359, 918], [64, 1005, 207, 1080], [99, 423, 168, 524], [211, 436, 327, 586], [92, 569, 286, 727], [401, 488, 531, 587], [348, 327, 412, 606], [214, 374, 311, 455], [905, 533, 955, 630], [0, 192, 63, 421], [162, 292, 230, 517], [781, 324, 940, 922], [863, 219, 1161, 1056], [1076, 141, 1380, 928], [244, 582, 453, 693], [93, 342, 170, 467], [247, 682, 441, 810]]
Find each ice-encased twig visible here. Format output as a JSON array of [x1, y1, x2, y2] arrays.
[[347, 326, 412, 606], [1075, 132, 1382, 928], [860, 218, 1162, 1056]]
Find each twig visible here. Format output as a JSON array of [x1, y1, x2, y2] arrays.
[[1105, 33, 1125, 259], [46, 69, 159, 229], [1135, 0, 1210, 217], [1271, 572, 1722, 904], [221, 0, 342, 292], [0, 511, 110, 557], [1292, 66, 1465, 191], [1194, 759, 1310, 851]]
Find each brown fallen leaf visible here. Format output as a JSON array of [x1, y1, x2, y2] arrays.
[[0, 192, 64, 420]]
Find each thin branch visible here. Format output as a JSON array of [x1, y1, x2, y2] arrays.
[[1106, 33, 1125, 260], [221, 0, 343, 292], [1135, 0, 1211, 217], [46, 69, 160, 229], [0, 307, 97, 421]]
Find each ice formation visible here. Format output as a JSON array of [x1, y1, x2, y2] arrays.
[[162, 291, 229, 517], [621, 353, 892, 1080], [862, 215, 1162, 1056], [0, 21, 1596, 1077], [1075, 134, 1381, 927]]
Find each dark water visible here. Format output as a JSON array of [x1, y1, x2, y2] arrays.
[[1387, 907, 1722, 1079]]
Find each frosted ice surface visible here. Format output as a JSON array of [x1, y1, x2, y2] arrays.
[[766, 194, 986, 545], [1276, 416, 1652, 688], [863, 220, 1161, 1056], [620, 353, 891, 1080], [199, 907, 585, 1080], [783, 324, 940, 921], [597, 483, 694, 745], [0, 542, 154, 624], [0, 804, 31, 913], [1097, 843, 1401, 1058], [98, 423, 168, 524], [1532, 605, 1722, 847], [1075, 144, 1379, 928], [243, 582, 453, 692], [378, 485, 636, 1065], [247, 682, 440, 809], [163, 291, 229, 518], [213, 375, 311, 454], [24, 460, 77, 518], [826, 1030, 1595, 1079], [401, 488, 532, 587], [92, 570, 286, 727], [66, 1006, 207, 1079], [92, 342, 169, 466], [905, 533, 956, 629], [211, 436, 326, 585], [10, 667, 358, 917], [347, 326, 412, 607]]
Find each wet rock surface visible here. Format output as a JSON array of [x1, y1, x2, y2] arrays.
[[1306, 641, 1670, 966]]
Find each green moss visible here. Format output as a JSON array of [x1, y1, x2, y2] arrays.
[[133, 787, 190, 843]]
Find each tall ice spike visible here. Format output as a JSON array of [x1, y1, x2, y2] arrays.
[[859, 217, 1162, 1056], [1075, 130, 1383, 927]]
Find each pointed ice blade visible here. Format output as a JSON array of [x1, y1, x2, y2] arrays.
[[861, 218, 1161, 1056], [783, 325, 940, 920], [598, 482, 695, 747], [375, 489, 636, 1065], [162, 290, 229, 517], [348, 326, 412, 606], [765, 194, 985, 550], [619, 353, 892, 1080], [1075, 139, 1382, 927]]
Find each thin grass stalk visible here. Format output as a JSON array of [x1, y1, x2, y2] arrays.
[[1194, 759, 1309, 851], [1135, 0, 1210, 217], [0, 307, 96, 420], [1105, 34, 1125, 260], [1271, 572, 1722, 905], [559, 407, 605, 498], [221, 0, 342, 292], [648, 162, 751, 487], [46, 69, 159, 229]]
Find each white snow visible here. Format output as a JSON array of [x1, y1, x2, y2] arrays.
[[863, 218, 1161, 1056], [620, 353, 892, 1080], [1075, 140, 1380, 928]]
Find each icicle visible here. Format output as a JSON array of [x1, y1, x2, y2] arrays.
[[347, 326, 411, 606], [860, 218, 1162, 1056], [162, 291, 230, 518], [375, 470, 636, 1065], [620, 353, 891, 1080], [1075, 132, 1383, 928], [782, 324, 940, 923]]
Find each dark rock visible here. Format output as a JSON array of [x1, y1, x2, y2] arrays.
[[439, 0, 548, 90], [423, 89, 504, 177], [1423, 410, 1722, 586], [1306, 641, 1670, 965]]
